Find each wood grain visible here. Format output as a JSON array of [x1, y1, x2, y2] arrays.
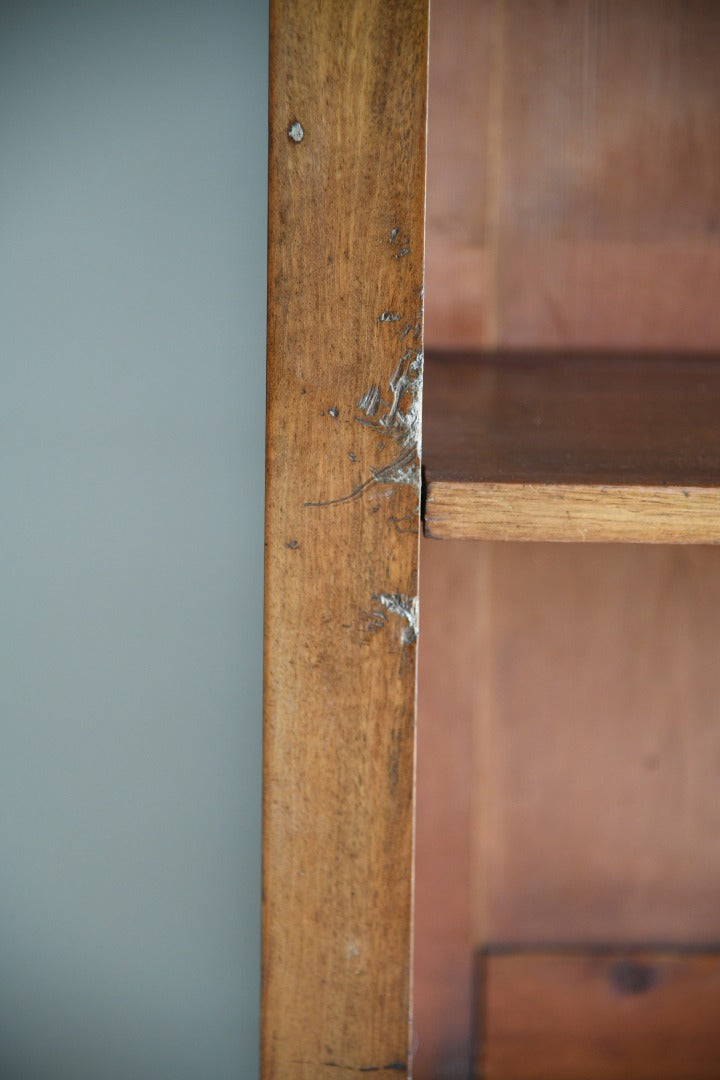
[[425, 0, 720, 349], [263, 3, 428, 1077], [423, 352, 720, 542], [426, 482, 720, 543], [475, 543, 720, 946], [413, 537, 487, 1080], [495, 0, 720, 349], [425, 0, 494, 347], [478, 949, 720, 1079]]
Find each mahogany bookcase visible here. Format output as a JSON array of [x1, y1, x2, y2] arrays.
[[263, 2, 720, 1077]]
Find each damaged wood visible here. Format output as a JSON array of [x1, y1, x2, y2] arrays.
[[263, 1, 428, 1077], [305, 318, 423, 508]]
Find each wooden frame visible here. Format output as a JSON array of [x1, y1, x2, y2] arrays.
[[263, 2, 429, 1076], [265, 3, 720, 1077]]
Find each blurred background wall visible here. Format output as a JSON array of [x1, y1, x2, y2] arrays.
[[0, 1, 266, 1076]]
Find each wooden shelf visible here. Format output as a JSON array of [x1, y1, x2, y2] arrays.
[[423, 351, 720, 543], [475, 948, 720, 1080]]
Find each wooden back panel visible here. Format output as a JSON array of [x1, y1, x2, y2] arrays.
[[414, 3, 720, 1076], [425, 0, 720, 351]]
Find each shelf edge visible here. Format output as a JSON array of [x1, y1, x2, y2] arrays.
[[424, 482, 720, 543]]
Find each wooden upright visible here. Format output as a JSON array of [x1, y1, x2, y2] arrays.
[[263, 3, 428, 1077]]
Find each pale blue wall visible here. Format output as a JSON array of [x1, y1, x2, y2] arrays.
[[0, 2, 266, 1076]]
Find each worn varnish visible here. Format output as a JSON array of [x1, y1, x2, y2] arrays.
[[264, 2, 428, 1078], [477, 950, 720, 1079], [423, 351, 720, 542]]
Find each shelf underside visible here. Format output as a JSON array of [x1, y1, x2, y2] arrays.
[[423, 352, 720, 543]]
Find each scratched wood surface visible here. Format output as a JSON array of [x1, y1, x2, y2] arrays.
[[423, 351, 720, 542], [478, 950, 720, 1079], [263, 2, 428, 1077]]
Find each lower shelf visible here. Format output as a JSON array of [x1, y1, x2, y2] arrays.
[[475, 947, 720, 1079]]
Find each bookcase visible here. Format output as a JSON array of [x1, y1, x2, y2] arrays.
[[264, 2, 720, 1077]]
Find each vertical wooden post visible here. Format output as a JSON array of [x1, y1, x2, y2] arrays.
[[263, 2, 429, 1077]]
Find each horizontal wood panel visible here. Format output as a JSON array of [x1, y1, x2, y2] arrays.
[[478, 949, 720, 1079], [424, 352, 720, 487], [423, 352, 720, 542], [425, 483, 720, 543]]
